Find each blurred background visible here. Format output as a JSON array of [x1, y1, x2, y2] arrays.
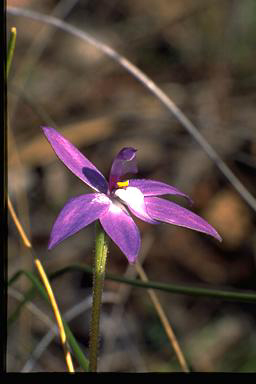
[[7, 0, 256, 372]]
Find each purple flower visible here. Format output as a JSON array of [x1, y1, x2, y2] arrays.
[[42, 127, 222, 263]]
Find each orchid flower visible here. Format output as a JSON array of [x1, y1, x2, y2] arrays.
[[42, 127, 221, 263]]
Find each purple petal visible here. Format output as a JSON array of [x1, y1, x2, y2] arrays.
[[42, 127, 108, 193], [129, 179, 192, 203], [48, 193, 110, 249], [100, 201, 141, 263], [145, 197, 222, 241], [115, 187, 158, 224], [109, 147, 138, 191]]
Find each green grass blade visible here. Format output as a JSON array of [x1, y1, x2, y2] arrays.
[[63, 321, 89, 372], [7, 27, 17, 78], [50, 263, 256, 304]]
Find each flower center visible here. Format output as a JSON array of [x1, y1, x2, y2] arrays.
[[116, 180, 129, 188]]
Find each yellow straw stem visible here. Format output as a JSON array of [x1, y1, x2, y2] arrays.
[[34, 258, 75, 373], [8, 194, 75, 373], [8, 196, 32, 248]]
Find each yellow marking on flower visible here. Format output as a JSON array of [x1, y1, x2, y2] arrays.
[[117, 180, 129, 188]]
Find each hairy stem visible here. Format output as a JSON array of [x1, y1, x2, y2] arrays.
[[89, 221, 108, 372]]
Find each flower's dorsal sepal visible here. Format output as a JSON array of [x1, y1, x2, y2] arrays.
[[109, 147, 138, 191]]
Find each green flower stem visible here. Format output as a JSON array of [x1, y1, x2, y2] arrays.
[[89, 221, 108, 372]]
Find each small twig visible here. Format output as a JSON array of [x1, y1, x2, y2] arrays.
[[8, 287, 54, 330], [7, 6, 256, 212], [21, 292, 119, 373], [135, 262, 189, 373]]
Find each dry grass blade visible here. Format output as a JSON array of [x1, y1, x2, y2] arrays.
[[135, 262, 189, 373], [7, 6, 256, 212], [8, 0, 80, 124]]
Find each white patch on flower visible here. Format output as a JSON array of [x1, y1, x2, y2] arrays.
[[92, 193, 110, 205], [115, 187, 156, 223], [115, 187, 143, 206], [109, 201, 122, 214], [115, 187, 146, 214], [108, 199, 130, 215]]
